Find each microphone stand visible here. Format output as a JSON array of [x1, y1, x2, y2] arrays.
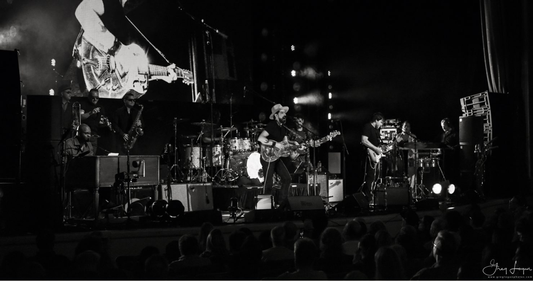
[[338, 120, 349, 200]]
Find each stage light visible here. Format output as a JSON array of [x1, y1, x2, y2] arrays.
[[328, 92, 332, 99], [49, 89, 54, 96], [327, 70, 331, 77], [291, 70, 296, 77], [432, 183, 442, 195], [293, 97, 299, 104], [291, 45, 296, 51], [148, 200, 167, 218], [448, 183, 456, 194], [167, 200, 185, 218], [328, 113, 331, 120], [50, 58, 56, 67]]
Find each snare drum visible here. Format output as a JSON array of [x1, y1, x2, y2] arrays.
[[182, 145, 201, 169]]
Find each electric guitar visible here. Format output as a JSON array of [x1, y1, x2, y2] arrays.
[[367, 143, 394, 164], [73, 33, 193, 99], [261, 131, 341, 162]]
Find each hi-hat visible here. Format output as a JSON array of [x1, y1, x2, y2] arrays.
[[191, 120, 214, 126]]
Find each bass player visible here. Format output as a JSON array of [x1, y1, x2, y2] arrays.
[[257, 104, 299, 211], [360, 112, 385, 200]]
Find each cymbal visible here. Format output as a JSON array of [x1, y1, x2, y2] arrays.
[[191, 120, 214, 126], [217, 127, 237, 132]]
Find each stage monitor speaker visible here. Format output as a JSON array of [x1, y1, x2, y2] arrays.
[[288, 196, 324, 211], [328, 152, 341, 174], [353, 192, 369, 211], [328, 179, 344, 202], [374, 184, 409, 208], [161, 183, 213, 212]]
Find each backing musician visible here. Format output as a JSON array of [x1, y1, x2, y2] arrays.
[[395, 121, 417, 188], [288, 114, 315, 175], [81, 88, 112, 154], [112, 91, 144, 154], [360, 112, 385, 199], [257, 104, 299, 211], [64, 124, 95, 161]]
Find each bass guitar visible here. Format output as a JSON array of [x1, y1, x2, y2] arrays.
[[73, 33, 193, 99], [261, 131, 341, 163]]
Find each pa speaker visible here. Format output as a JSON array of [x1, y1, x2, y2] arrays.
[[459, 115, 484, 145], [353, 192, 369, 211]]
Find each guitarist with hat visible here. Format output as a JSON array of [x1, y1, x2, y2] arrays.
[[257, 104, 299, 211]]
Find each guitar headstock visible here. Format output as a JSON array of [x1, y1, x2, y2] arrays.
[[176, 67, 194, 85], [326, 130, 341, 140]]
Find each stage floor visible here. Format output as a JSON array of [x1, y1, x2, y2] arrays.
[[0, 196, 508, 263]]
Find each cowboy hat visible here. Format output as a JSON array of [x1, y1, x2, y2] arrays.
[[269, 104, 289, 120]]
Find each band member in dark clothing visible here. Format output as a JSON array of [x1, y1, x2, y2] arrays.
[[440, 117, 460, 186], [112, 91, 144, 154], [360, 112, 385, 199], [257, 104, 299, 210], [81, 88, 113, 154]]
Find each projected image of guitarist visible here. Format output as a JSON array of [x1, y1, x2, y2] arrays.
[[360, 112, 385, 199], [257, 104, 299, 211], [74, 0, 193, 99]]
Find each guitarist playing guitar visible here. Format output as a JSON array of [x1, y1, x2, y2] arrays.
[[360, 112, 385, 200], [257, 104, 299, 211], [75, 0, 193, 99]]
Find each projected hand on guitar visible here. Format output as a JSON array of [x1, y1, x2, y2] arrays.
[[75, 39, 194, 99]]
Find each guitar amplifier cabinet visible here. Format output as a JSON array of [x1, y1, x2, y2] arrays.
[[65, 155, 160, 190], [160, 183, 213, 212]]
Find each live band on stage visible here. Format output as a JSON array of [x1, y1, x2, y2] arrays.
[[58, 0, 464, 223]]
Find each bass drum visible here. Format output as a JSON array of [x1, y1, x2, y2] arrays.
[[246, 151, 264, 183]]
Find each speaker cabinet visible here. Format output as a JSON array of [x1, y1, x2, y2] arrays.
[[161, 183, 213, 212], [328, 179, 344, 202]]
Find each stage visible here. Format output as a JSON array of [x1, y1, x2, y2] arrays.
[[0, 194, 508, 263]]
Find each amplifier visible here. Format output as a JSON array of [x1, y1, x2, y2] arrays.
[[308, 173, 328, 197], [160, 183, 213, 212]]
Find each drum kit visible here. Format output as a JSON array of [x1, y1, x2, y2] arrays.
[[163, 119, 268, 184]]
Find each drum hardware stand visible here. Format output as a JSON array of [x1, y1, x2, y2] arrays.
[[170, 117, 185, 183], [213, 127, 237, 184]]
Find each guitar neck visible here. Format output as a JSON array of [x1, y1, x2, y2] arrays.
[[135, 65, 170, 77], [139, 65, 185, 78]]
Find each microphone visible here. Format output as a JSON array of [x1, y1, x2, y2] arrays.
[[243, 86, 246, 98]]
